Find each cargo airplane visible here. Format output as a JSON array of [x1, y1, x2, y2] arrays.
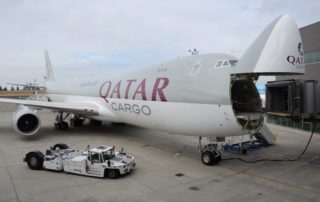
[[0, 15, 305, 165]]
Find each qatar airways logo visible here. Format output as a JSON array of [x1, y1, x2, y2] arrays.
[[99, 77, 169, 103], [287, 42, 304, 66]]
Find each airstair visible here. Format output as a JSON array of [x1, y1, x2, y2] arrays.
[[223, 124, 273, 154]]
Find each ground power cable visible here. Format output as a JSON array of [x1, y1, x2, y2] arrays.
[[221, 120, 317, 163]]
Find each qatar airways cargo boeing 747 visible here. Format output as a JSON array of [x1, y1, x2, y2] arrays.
[[0, 15, 305, 165]]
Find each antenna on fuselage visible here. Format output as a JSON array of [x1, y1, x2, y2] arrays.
[[188, 48, 199, 56]]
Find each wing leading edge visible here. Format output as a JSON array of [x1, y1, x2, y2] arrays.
[[0, 98, 99, 116]]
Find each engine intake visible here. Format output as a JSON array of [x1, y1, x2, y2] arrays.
[[13, 106, 41, 136]]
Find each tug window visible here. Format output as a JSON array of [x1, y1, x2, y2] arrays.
[[89, 152, 101, 163], [102, 149, 115, 161]]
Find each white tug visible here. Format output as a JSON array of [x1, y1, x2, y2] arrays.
[[23, 144, 136, 179]]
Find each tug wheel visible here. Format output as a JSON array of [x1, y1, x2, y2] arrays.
[[106, 169, 120, 179], [52, 143, 69, 150], [26, 151, 44, 170]]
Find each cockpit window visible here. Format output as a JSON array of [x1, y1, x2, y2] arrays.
[[215, 60, 223, 68], [215, 60, 233, 68], [222, 60, 230, 67], [229, 60, 238, 66]]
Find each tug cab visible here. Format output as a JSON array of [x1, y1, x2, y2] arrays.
[[88, 146, 115, 163]]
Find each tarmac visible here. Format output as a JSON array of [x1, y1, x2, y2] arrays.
[[0, 103, 320, 202]]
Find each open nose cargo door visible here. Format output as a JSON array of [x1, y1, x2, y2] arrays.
[[230, 15, 305, 134]]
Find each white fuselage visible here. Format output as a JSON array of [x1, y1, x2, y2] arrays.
[[47, 54, 261, 137]]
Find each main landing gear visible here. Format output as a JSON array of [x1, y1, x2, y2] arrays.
[[198, 137, 222, 166], [70, 115, 85, 127], [54, 112, 69, 130], [55, 113, 102, 130]]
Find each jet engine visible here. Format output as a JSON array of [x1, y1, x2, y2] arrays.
[[12, 106, 41, 136]]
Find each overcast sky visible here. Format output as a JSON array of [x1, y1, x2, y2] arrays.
[[0, 0, 319, 86]]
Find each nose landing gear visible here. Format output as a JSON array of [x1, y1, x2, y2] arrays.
[[198, 137, 222, 166]]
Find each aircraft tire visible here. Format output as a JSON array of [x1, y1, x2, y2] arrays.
[[62, 121, 69, 130], [201, 151, 214, 166], [70, 118, 83, 127], [241, 148, 247, 155]]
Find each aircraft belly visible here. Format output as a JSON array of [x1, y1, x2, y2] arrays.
[[48, 94, 245, 137], [107, 99, 245, 137]]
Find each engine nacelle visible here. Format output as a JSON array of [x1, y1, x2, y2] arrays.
[[12, 106, 41, 136]]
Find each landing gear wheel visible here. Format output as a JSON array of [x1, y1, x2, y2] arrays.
[[201, 151, 214, 165], [201, 151, 221, 166], [54, 112, 70, 130], [62, 121, 68, 129], [26, 151, 44, 170], [241, 148, 247, 155], [52, 143, 69, 150], [198, 137, 222, 166], [70, 115, 84, 127], [106, 169, 120, 179], [54, 121, 69, 130]]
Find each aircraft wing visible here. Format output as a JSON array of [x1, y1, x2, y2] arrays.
[[0, 98, 99, 115]]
